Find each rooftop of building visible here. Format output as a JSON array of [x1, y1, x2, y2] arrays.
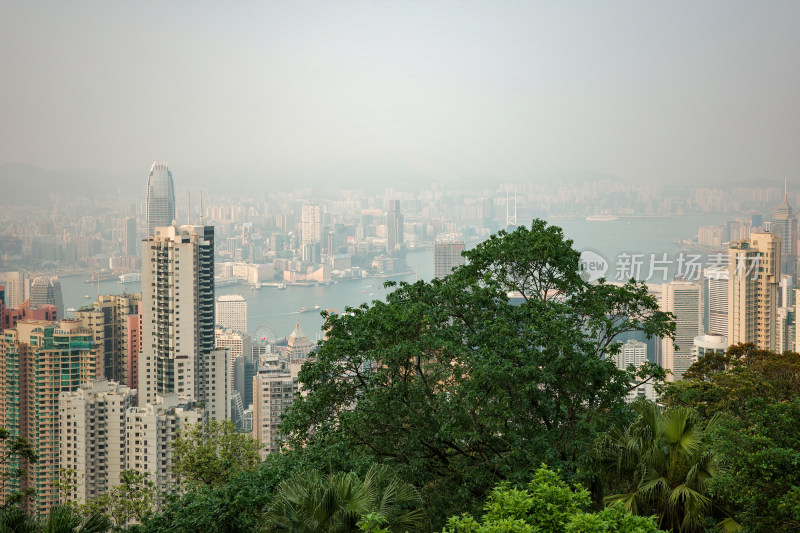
[[217, 294, 246, 302]]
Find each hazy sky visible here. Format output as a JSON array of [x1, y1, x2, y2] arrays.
[[2, 1, 799, 188]]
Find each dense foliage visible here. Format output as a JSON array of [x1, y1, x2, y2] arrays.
[[0, 504, 111, 533], [172, 419, 263, 488], [661, 345, 800, 532], [444, 465, 665, 533], [596, 400, 730, 532], [264, 464, 429, 532], [282, 220, 672, 525], [660, 343, 800, 419]]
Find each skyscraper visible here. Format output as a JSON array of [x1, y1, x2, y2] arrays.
[[215, 327, 252, 389], [777, 306, 795, 352], [75, 293, 141, 384], [139, 225, 228, 420], [661, 279, 702, 381], [29, 276, 63, 318], [301, 204, 322, 246], [386, 200, 403, 255], [215, 294, 247, 333], [771, 190, 797, 281], [702, 267, 728, 337], [124, 216, 138, 257], [0, 319, 103, 514], [252, 368, 298, 457], [434, 240, 465, 279], [0, 272, 29, 309], [728, 231, 781, 351], [145, 162, 176, 237]]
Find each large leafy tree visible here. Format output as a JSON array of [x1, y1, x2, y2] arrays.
[[172, 419, 262, 488], [282, 219, 673, 524], [660, 343, 800, 419], [444, 465, 665, 533], [83, 470, 156, 528], [596, 400, 734, 532], [709, 397, 800, 533], [263, 464, 429, 533]]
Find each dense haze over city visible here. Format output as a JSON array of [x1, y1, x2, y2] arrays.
[[2, 1, 800, 200]]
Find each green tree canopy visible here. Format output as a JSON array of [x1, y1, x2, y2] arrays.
[[282, 220, 674, 524], [661, 343, 800, 419], [172, 419, 262, 488], [82, 470, 156, 528], [709, 397, 800, 533], [444, 465, 666, 533]]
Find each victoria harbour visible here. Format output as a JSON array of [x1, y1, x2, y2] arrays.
[[58, 213, 735, 340]]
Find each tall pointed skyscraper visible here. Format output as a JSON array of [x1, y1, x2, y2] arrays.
[[771, 181, 797, 282], [146, 162, 176, 237]]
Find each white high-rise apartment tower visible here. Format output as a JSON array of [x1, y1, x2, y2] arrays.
[[126, 395, 202, 502], [301, 204, 322, 246], [139, 225, 228, 420], [611, 340, 655, 402], [59, 380, 135, 505], [661, 279, 702, 381], [215, 294, 247, 333], [703, 267, 728, 337], [252, 368, 298, 458], [1, 271, 30, 309], [434, 240, 465, 279]]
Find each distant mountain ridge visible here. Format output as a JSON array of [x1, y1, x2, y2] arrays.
[[0, 163, 139, 205]]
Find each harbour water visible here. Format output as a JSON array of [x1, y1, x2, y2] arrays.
[[61, 249, 435, 340], [58, 213, 735, 339]]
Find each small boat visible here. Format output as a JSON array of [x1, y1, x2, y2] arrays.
[[277, 283, 287, 290], [66, 308, 76, 313], [83, 295, 90, 299], [299, 305, 321, 313]]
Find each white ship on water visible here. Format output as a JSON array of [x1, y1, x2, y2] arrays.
[[585, 215, 619, 222], [118, 273, 141, 283]]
